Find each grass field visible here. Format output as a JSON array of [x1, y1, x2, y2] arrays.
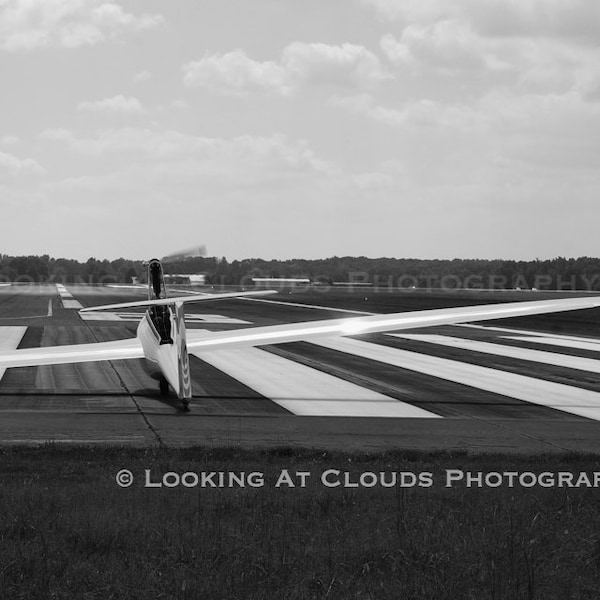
[[2, 445, 600, 599]]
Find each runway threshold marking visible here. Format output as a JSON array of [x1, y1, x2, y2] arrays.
[[0, 326, 27, 380], [502, 336, 600, 353], [191, 347, 440, 418], [391, 334, 600, 373], [309, 337, 600, 421]]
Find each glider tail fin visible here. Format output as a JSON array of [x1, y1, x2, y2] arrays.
[[173, 301, 192, 400]]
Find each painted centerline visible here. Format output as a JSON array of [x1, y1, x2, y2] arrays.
[[309, 337, 600, 421], [55, 284, 83, 310], [191, 346, 439, 418]]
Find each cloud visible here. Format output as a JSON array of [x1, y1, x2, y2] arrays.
[[0, 151, 45, 175], [379, 17, 599, 97], [38, 128, 74, 142], [330, 93, 487, 131], [1, 135, 20, 145], [362, 0, 600, 42], [133, 70, 153, 83], [77, 95, 145, 113], [183, 49, 291, 96], [281, 42, 391, 87], [334, 86, 600, 141], [583, 79, 600, 102], [380, 22, 510, 73], [465, 0, 600, 43], [331, 86, 600, 191], [359, 0, 458, 24], [35, 127, 350, 262], [170, 99, 188, 110], [38, 127, 334, 181], [0, 0, 164, 51], [182, 42, 390, 96], [34, 125, 396, 260]]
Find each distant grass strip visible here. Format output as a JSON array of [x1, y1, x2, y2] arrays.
[[2, 445, 600, 599]]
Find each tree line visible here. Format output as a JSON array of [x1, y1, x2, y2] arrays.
[[1, 254, 600, 290]]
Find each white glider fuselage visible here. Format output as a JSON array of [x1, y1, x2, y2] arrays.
[[136, 259, 192, 404], [137, 301, 191, 402]]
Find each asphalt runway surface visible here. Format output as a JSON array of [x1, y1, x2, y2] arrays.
[[2, 284, 600, 453]]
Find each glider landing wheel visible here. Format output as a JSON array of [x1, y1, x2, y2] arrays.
[[159, 377, 170, 396], [181, 399, 190, 412]]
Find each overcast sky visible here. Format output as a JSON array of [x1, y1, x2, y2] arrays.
[[1, 0, 599, 261]]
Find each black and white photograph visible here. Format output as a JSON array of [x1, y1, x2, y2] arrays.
[[1, 1, 600, 598]]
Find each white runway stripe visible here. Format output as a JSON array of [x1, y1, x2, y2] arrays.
[[503, 336, 600, 353], [459, 323, 600, 345], [79, 312, 122, 321], [55, 284, 83, 310], [310, 337, 600, 421], [0, 326, 27, 380], [392, 334, 600, 373], [192, 347, 440, 418]]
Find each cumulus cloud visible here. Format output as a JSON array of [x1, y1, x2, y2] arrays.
[[363, 0, 600, 42], [38, 127, 334, 181], [281, 42, 391, 87], [333, 85, 600, 140], [0, 151, 45, 175], [331, 85, 600, 191], [182, 42, 390, 95], [1, 135, 20, 145], [380, 22, 511, 73], [465, 0, 600, 42], [379, 15, 599, 98], [0, 0, 164, 51], [360, 1, 600, 112], [183, 49, 290, 96], [360, 0, 458, 24], [133, 70, 153, 83], [330, 93, 487, 131], [77, 95, 145, 113], [170, 99, 188, 110], [38, 128, 74, 142]]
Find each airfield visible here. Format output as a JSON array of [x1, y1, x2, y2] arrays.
[[2, 284, 600, 453]]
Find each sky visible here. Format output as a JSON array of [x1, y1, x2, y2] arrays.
[[1, 0, 599, 262]]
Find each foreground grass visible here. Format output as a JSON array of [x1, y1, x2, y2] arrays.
[[2, 446, 600, 599]]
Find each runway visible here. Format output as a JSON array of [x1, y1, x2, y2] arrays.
[[2, 284, 600, 452]]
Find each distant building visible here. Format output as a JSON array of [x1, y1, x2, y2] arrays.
[[332, 281, 373, 287], [164, 273, 206, 285], [252, 277, 310, 287]]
